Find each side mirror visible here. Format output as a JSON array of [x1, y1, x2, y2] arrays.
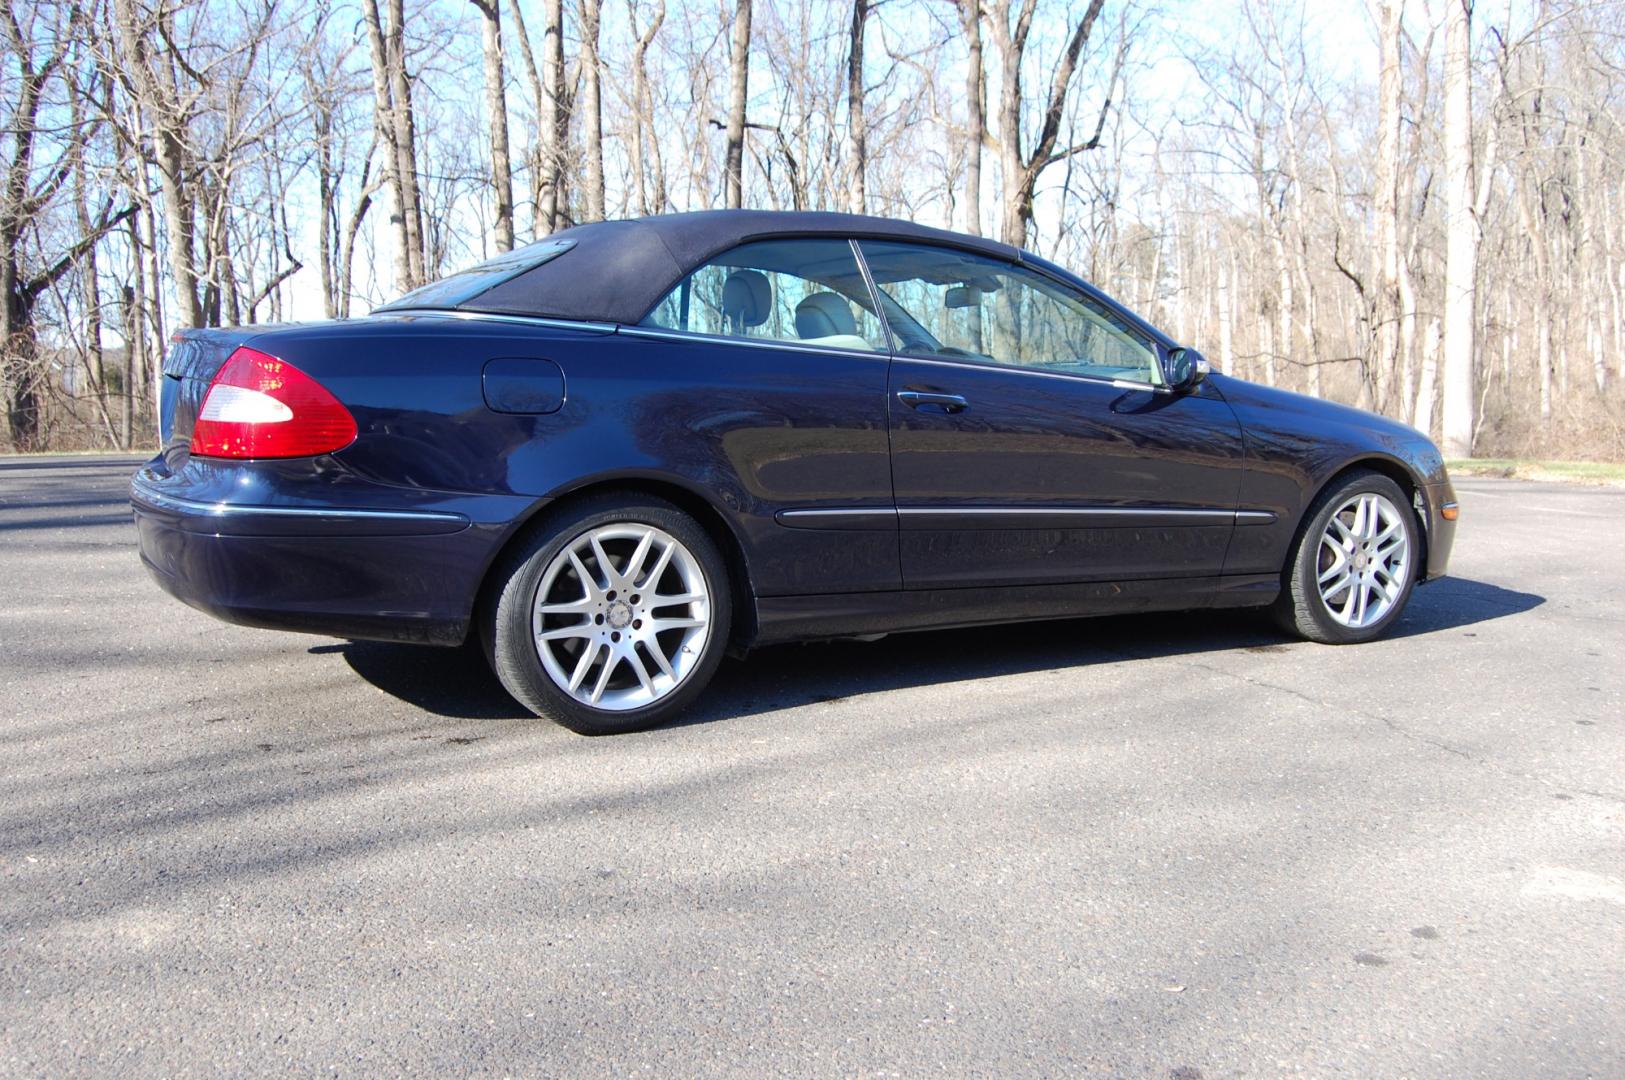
[[1165, 347, 1211, 393]]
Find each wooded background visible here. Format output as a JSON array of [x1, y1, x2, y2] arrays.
[[5, 0, 1623, 459]]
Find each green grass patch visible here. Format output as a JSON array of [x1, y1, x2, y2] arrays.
[[1448, 458, 1625, 485]]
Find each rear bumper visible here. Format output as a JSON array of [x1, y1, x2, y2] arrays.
[[130, 463, 528, 646]]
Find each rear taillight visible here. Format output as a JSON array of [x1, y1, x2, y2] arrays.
[[191, 347, 357, 459]]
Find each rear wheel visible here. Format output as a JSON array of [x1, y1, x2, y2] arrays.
[[486, 495, 732, 734], [1275, 470, 1418, 644]]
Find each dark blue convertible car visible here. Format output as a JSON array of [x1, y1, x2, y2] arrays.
[[132, 210, 1458, 733]]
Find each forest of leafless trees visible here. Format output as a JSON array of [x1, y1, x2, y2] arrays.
[[4, 0, 1625, 459]]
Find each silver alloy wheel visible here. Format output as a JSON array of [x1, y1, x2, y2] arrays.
[[1316, 491, 1411, 629], [531, 523, 711, 712]]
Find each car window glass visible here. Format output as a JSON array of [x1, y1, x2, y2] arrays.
[[376, 238, 576, 311], [641, 239, 887, 353], [856, 240, 1161, 384]]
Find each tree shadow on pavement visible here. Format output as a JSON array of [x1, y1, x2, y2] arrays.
[[322, 576, 1543, 725]]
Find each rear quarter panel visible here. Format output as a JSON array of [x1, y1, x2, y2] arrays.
[[236, 315, 899, 598]]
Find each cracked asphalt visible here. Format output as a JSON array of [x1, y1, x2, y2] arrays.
[[2, 455, 1621, 1077]]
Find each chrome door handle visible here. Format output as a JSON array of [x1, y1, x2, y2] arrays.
[[897, 390, 968, 414]]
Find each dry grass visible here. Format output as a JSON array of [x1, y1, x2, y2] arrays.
[[1448, 458, 1625, 487]]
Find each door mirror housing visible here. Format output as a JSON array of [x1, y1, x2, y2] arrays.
[[1165, 347, 1211, 393]]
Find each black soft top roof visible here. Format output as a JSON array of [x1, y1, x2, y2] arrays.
[[410, 210, 1025, 325]]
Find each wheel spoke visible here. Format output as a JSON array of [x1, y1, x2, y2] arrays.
[[1321, 571, 1352, 600], [649, 616, 704, 633], [537, 624, 593, 642], [1317, 546, 1348, 584], [589, 649, 619, 704], [638, 540, 675, 590], [622, 529, 655, 585], [644, 636, 676, 680], [625, 648, 654, 695], [568, 641, 601, 692], [650, 591, 704, 607], [588, 533, 617, 586], [567, 549, 600, 594], [537, 598, 594, 616]]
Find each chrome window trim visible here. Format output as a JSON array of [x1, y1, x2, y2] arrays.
[[372, 309, 618, 334], [849, 238, 897, 350], [616, 324, 887, 361], [887, 353, 1174, 394]]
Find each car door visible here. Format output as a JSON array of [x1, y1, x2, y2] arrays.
[[625, 236, 902, 594], [855, 239, 1247, 589]]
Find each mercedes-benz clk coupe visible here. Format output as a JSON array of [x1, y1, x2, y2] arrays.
[[131, 210, 1458, 734]]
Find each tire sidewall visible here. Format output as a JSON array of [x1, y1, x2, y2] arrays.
[[488, 497, 733, 734]]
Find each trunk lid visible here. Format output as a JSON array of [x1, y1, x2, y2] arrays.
[[158, 327, 264, 455]]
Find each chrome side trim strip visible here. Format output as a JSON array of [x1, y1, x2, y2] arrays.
[[775, 508, 899, 531], [777, 505, 1278, 529], [132, 482, 469, 525], [896, 507, 1235, 520]]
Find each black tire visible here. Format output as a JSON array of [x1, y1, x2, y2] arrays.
[[1273, 470, 1420, 644], [483, 493, 733, 735]]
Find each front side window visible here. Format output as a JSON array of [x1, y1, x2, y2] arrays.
[[641, 238, 887, 353], [857, 241, 1162, 385]]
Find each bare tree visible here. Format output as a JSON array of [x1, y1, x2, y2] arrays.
[[361, 0, 427, 288], [1441, 0, 1478, 457], [627, 0, 667, 215], [846, 0, 869, 213], [956, 0, 984, 235], [579, 0, 606, 221], [984, 0, 1115, 246], [473, 0, 514, 251], [724, 0, 752, 209]]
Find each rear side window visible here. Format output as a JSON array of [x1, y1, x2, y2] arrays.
[[641, 239, 887, 353], [377, 238, 577, 311]]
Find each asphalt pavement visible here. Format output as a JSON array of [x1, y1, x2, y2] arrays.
[[1, 455, 1621, 1077]]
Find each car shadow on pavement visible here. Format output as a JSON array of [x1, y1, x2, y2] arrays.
[[320, 575, 1543, 726]]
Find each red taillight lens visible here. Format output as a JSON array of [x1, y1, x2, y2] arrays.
[[191, 347, 357, 459]]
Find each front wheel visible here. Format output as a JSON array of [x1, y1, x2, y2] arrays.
[[1274, 471, 1419, 644], [485, 495, 732, 734]]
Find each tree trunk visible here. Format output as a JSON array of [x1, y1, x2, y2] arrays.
[[986, 0, 1107, 247], [845, 0, 869, 214], [1440, 0, 1477, 458], [1414, 317, 1441, 434], [958, 0, 984, 235], [475, 0, 515, 251], [541, 0, 570, 229], [1372, 0, 1402, 412], [361, 0, 411, 290], [578, 0, 605, 221], [629, 2, 666, 216], [724, 0, 753, 209]]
